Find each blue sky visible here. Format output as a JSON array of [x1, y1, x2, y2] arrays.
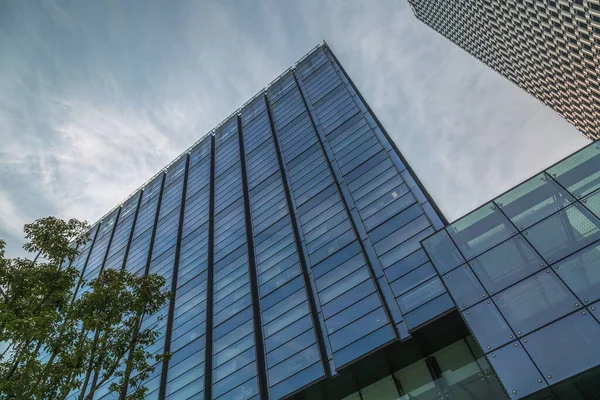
[[0, 0, 588, 257]]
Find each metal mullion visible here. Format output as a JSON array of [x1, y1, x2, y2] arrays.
[[88, 205, 123, 397], [72, 223, 101, 300], [119, 173, 167, 399], [323, 41, 449, 225], [237, 115, 269, 399], [266, 93, 334, 377], [203, 135, 216, 400], [293, 69, 405, 339], [158, 154, 190, 399]]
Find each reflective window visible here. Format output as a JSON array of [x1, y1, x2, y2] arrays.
[[264, 315, 312, 354], [333, 324, 395, 368], [522, 311, 600, 384], [443, 265, 488, 309], [403, 293, 454, 330], [329, 307, 388, 352], [547, 144, 600, 198], [554, 243, 600, 304], [319, 267, 370, 304], [470, 236, 545, 294], [496, 173, 574, 229], [487, 342, 547, 399], [384, 249, 429, 282], [397, 277, 446, 313], [447, 203, 515, 259], [463, 300, 514, 353], [267, 345, 320, 386], [266, 329, 316, 369], [583, 189, 600, 219], [422, 229, 465, 273], [325, 292, 380, 334], [525, 204, 600, 263], [390, 263, 437, 298], [269, 362, 324, 400], [494, 270, 580, 335]]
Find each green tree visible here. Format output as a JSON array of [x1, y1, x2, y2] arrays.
[[0, 217, 170, 399]]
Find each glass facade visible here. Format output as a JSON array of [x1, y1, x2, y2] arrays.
[[342, 336, 505, 400], [423, 143, 600, 399], [52, 42, 600, 400], [63, 44, 475, 400]]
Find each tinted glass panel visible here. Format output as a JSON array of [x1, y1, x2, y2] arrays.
[[470, 236, 545, 294], [267, 345, 320, 386], [547, 144, 600, 198], [584, 189, 600, 219], [496, 173, 575, 229], [487, 341, 546, 399], [554, 243, 600, 304], [269, 362, 324, 400], [329, 307, 388, 352], [443, 265, 488, 309], [494, 270, 580, 335], [333, 324, 395, 368], [403, 293, 454, 330], [522, 311, 600, 384], [463, 300, 514, 353], [422, 229, 465, 273], [447, 203, 514, 259], [525, 204, 600, 263], [397, 277, 446, 314]]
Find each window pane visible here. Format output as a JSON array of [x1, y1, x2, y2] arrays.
[[547, 144, 600, 198], [584, 189, 600, 219], [403, 293, 454, 330], [554, 243, 600, 304], [397, 277, 446, 314], [325, 293, 380, 334], [447, 203, 515, 260], [443, 265, 488, 310], [269, 362, 324, 400], [487, 341, 546, 399], [422, 229, 465, 273], [470, 236, 545, 294], [525, 204, 600, 263], [267, 345, 320, 386], [463, 300, 514, 353], [494, 270, 580, 335], [496, 173, 575, 229], [390, 263, 437, 298], [333, 324, 395, 368], [266, 329, 316, 369], [522, 311, 600, 384]]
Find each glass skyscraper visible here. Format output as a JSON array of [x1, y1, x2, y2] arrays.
[[408, 0, 600, 140], [66, 43, 600, 400], [69, 44, 497, 400]]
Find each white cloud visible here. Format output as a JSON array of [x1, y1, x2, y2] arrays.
[[0, 0, 589, 257]]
